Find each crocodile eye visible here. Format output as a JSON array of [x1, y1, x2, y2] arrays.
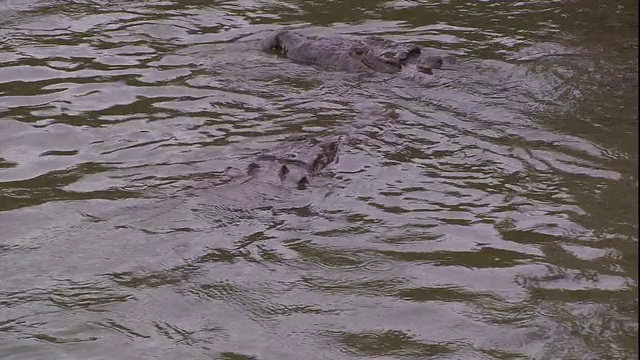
[[297, 176, 309, 190], [279, 165, 289, 182], [352, 47, 364, 56], [247, 162, 260, 175]]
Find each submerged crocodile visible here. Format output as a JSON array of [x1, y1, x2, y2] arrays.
[[224, 134, 341, 191], [261, 30, 454, 75], [83, 135, 342, 233]]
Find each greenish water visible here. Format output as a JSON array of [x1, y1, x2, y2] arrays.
[[0, 0, 637, 359]]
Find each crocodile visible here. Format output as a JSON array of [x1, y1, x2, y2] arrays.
[[261, 30, 455, 75], [363, 35, 456, 74], [224, 134, 341, 191], [71, 135, 342, 236]]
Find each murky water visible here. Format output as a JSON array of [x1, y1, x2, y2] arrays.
[[0, 0, 637, 359]]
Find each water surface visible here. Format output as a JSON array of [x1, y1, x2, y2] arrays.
[[0, 0, 637, 359]]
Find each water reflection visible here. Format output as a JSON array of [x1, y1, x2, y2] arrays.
[[0, 0, 637, 359]]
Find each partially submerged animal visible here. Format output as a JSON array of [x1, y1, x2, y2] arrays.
[[227, 134, 340, 191], [261, 30, 455, 75]]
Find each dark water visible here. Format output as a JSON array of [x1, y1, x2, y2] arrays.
[[0, 0, 637, 359]]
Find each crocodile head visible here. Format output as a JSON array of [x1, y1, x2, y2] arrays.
[[349, 46, 402, 74], [238, 135, 340, 190], [246, 161, 311, 190]]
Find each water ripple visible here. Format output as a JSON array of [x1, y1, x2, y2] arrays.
[[0, 0, 636, 359]]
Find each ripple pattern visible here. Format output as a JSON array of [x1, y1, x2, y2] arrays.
[[0, 0, 637, 359]]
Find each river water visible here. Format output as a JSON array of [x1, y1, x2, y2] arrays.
[[0, 0, 637, 359]]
